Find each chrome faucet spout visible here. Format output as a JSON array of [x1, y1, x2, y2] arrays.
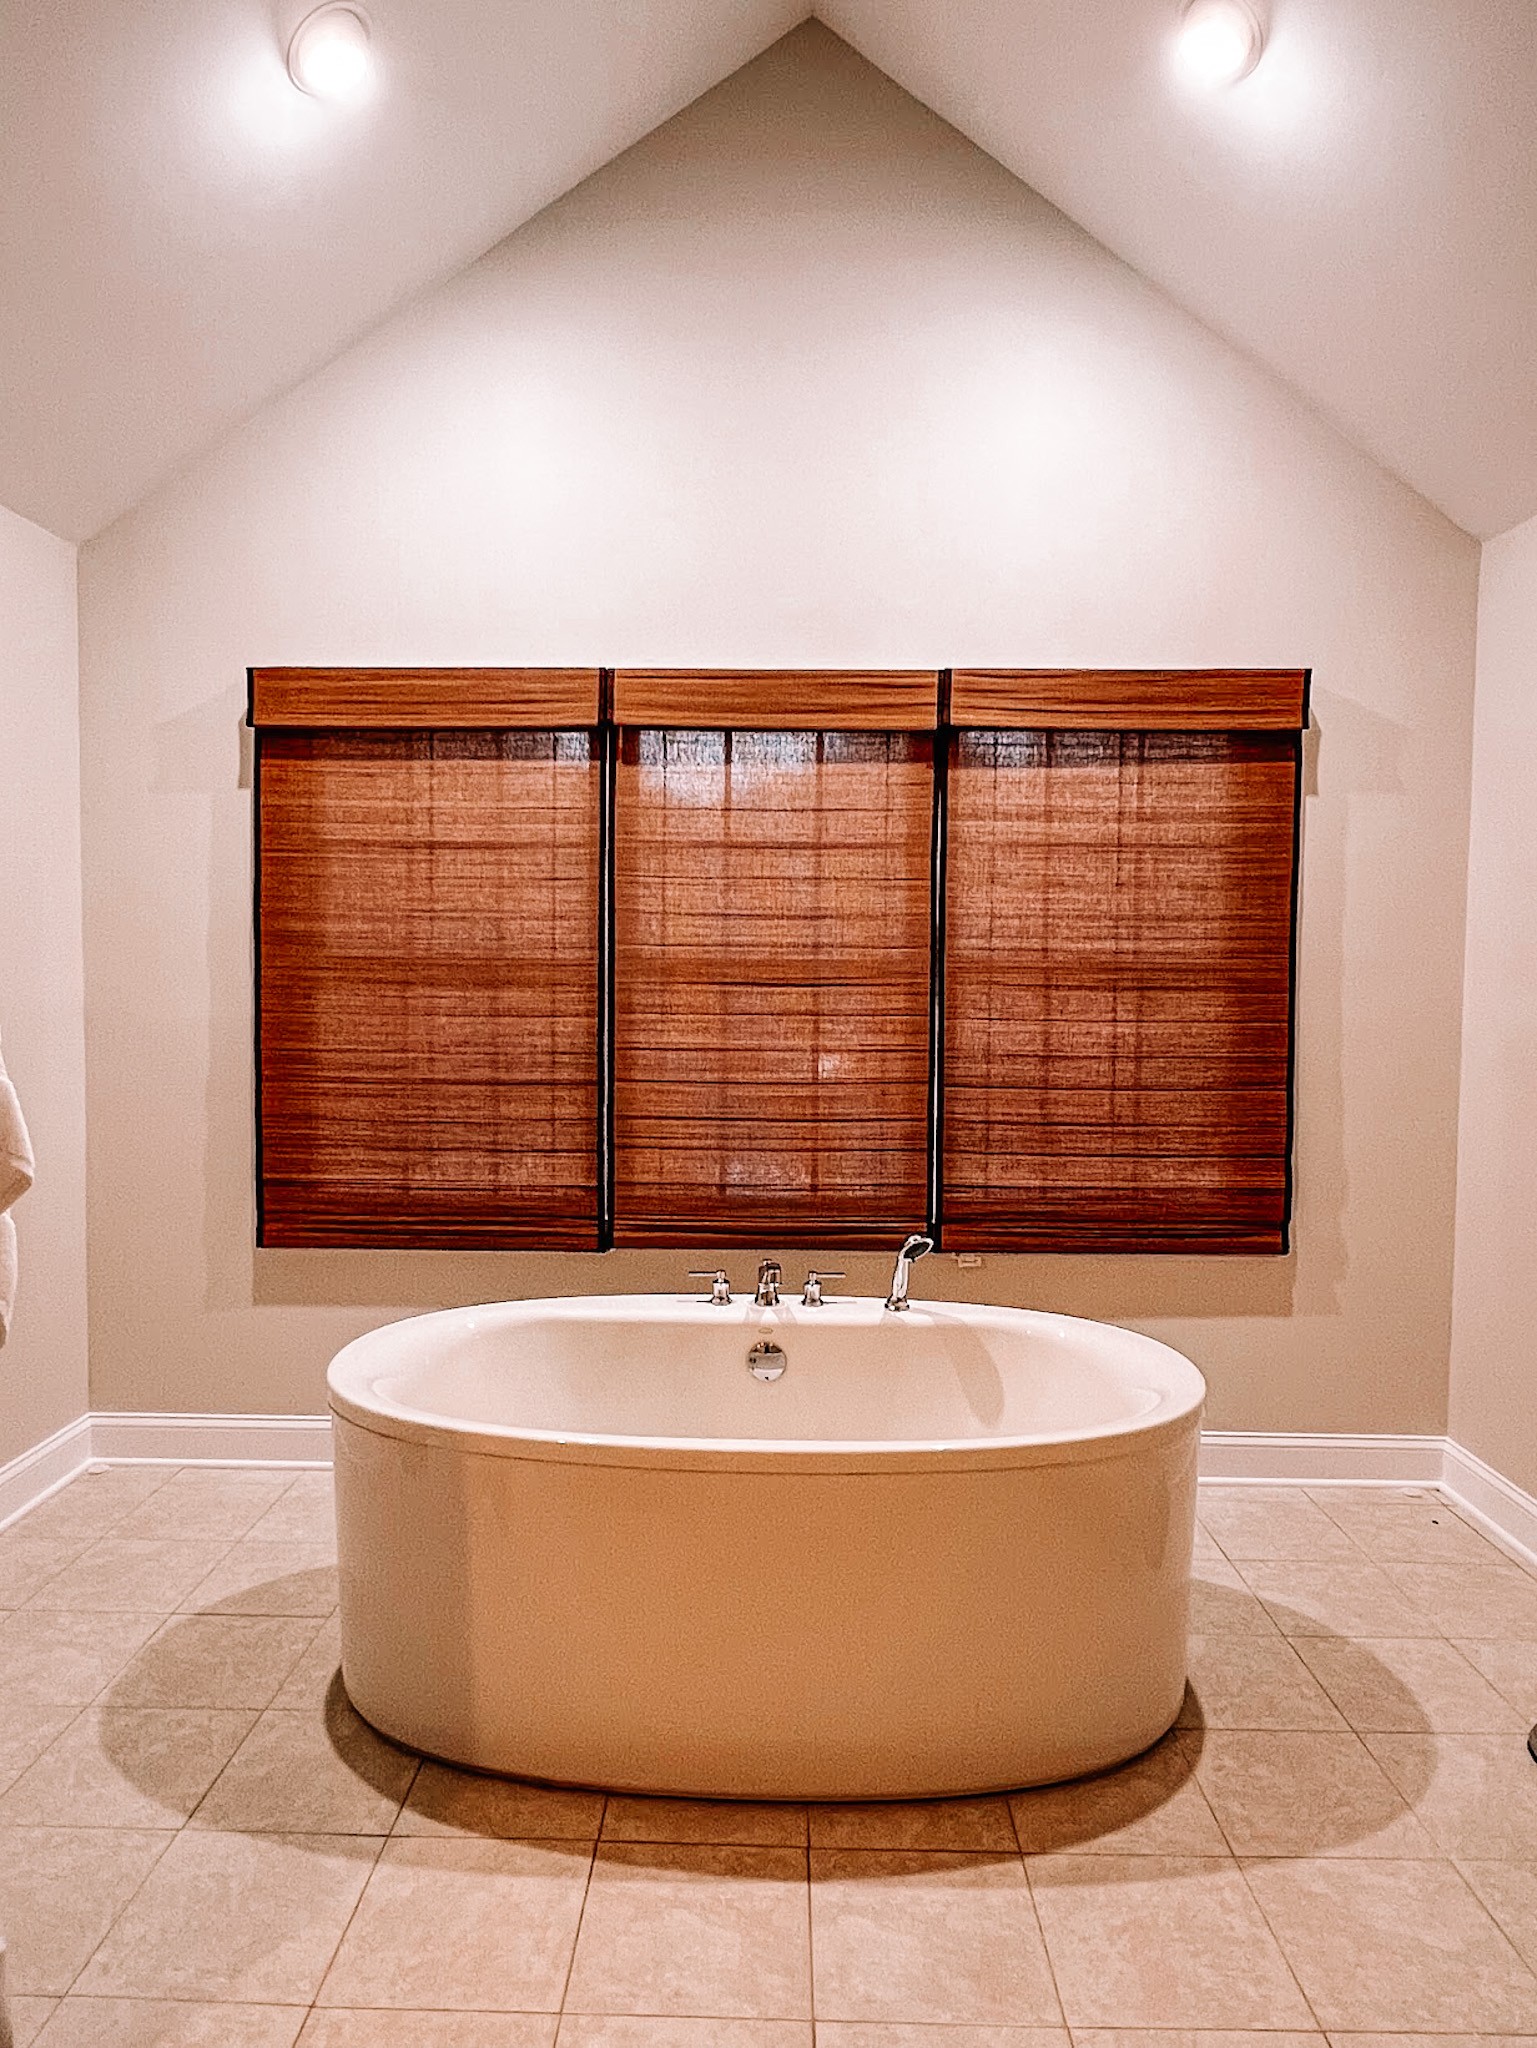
[[754, 1258, 782, 1308], [884, 1233, 934, 1313]]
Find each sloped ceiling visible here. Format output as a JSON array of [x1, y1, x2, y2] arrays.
[[2, 0, 1534, 541], [0, 0, 805, 541], [821, 0, 1537, 540]]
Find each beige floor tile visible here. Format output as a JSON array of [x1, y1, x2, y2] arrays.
[[809, 1798, 1016, 1851], [1383, 1563, 1537, 1639], [1178, 1634, 1348, 1731], [0, 1533, 90, 1606], [0, 1707, 254, 1827], [0, 1701, 78, 1793], [1317, 1499, 1505, 1565], [179, 1542, 337, 1617], [271, 1615, 341, 1707], [1010, 1733, 1224, 1856], [1069, 2035, 1322, 2048], [14, 1470, 175, 1543], [1305, 1486, 1439, 1509], [566, 1843, 808, 2019], [0, 1609, 161, 1706], [320, 1836, 592, 2011], [1026, 1854, 1310, 2029], [1192, 1730, 1435, 1855], [814, 2030, 1065, 2048], [0, 1824, 172, 1995], [24, 1539, 236, 1614], [33, 1999, 305, 2045], [300, 2020, 555, 2047], [191, 1701, 417, 1833], [1236, 1561, 1438, 1638], [1296, 1634, 1524, 1731], [1197, 1493, 1364, 1562], [1243, 1855, 1537, 2031], [397, 1761, 602, 1840], [1458, 1858, 1537, 1973], [7, 1998, 58, 2048], [602, 1797, 807, 1846], [109, 1613, 325, 1708], [113, 1468, 296, 1542], [1319, 2037, 1537, 2048], [558, 2025, 810, 2048], [569, 1843, 819, 2015], [1187, 1560, 1282, 1637], [73, 1829, 381, 2002], [244, 1473, 338, 1547], [809, 1849, 1057, 2026], [1366, 1732, 1537, 1858], [1456, 1639, 1537, 1716]]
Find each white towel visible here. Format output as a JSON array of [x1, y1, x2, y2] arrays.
[[0, 1031, 34, 1349], [0, 1213, 15, 1350]]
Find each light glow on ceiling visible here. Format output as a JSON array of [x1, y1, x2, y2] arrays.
[[287, 4, 376, 101], [1173, 0, 1266, 87]]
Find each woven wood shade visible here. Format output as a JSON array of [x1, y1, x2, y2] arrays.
[[943, 729, 1298, 1253], [257, 731, 600, 1248], [612, 728, 933, 1247], [613, 670, 940, 730], [250, 667, 601, 729], [951, 669, 1308, 730]]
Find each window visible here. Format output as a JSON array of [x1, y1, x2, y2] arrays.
[[251, 664, 1305, 1253], [252, 669, 602, 1248]]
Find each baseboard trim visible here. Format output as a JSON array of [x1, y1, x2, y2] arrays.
[[0, 1415, 95, 1534], [1440, 1439, 1537, 1572], [2, 1418, 1535, 1574], [1198, 1431, 1446, 1485], [88, 1411, 333, 1468]]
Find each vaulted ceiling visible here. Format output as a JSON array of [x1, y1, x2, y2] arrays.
[[3, 0, 1533, 541]]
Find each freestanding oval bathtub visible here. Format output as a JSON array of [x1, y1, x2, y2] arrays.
[[328, 1293, 1205, 1799]]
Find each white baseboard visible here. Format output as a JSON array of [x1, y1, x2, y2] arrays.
[[0, 1415, 94, 1534], [1440, 1439, 1537, 1572], [88, 1411, 333, 1468], [1198, 1431, 1445, 1485], [3, 1418, 1536, 1575]]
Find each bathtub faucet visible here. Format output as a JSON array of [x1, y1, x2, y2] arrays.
[[884, 1233, 934, 1312], [754, 1258, 782, 1307]]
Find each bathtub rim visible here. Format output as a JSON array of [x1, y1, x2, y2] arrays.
[[326, 1293, 1206, 1476]]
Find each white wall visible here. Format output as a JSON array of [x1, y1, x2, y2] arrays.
[[0, 501, 88, 1466], [78, 23, 1479, 1430], [1450, 510, 1537, 1494]]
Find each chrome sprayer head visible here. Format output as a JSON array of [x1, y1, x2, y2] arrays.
[[885, 1233, 935, 1312]]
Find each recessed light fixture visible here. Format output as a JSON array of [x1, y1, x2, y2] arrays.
[[1173, 0, 1266, 86], [287, 3, 375, 101]]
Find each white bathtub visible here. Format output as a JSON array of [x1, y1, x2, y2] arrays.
[[328, 1293, 1205, 1799]]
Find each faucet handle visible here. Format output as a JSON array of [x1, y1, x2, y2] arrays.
[[688, 1269, 733, 1307], [801, 1270, 845, 1307]]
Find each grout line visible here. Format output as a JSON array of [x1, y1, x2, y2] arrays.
[[302, 1825, 393, 2017], [1229, 1851, 1327, 2033], [1016, 1832, 1071, 2031], [804, 1811, 817, 2032], [48, 1818, 182, 2005], [552, 1797, 605, 2018]]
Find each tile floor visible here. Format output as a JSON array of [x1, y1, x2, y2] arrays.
[[0, 1467, 1535, 2044]]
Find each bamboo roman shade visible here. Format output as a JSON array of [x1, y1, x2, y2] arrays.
[[612, 726, 934, 1247], [252, 664, 1304, 1255], [253, 671, 602, 1248]]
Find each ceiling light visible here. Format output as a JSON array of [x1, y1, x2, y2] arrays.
[[1173, 0, 1266, 86], [287, 4, 375, 101]]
